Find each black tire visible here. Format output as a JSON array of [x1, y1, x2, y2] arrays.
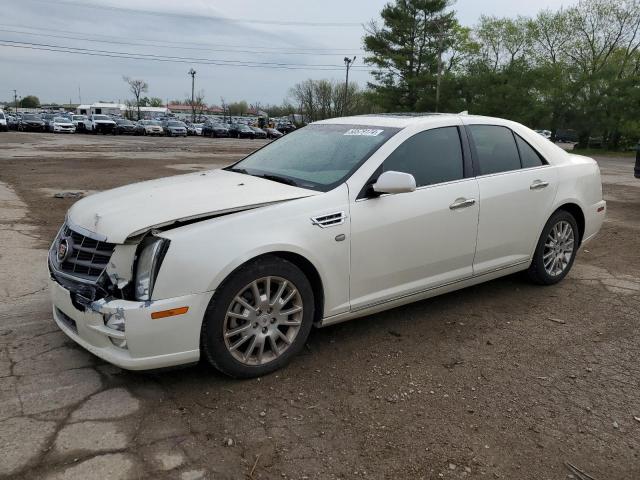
[[201, 255, 315, 378], [527, 209, 579, 285]]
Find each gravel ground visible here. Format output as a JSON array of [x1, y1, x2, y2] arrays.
[[0, 132, 638, 480]]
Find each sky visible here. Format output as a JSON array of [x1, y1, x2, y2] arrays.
[[0, 0, 579, 106]]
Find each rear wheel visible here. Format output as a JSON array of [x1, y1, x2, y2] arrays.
[[201, 255, 314, 378], [527, 210, 579, 285]]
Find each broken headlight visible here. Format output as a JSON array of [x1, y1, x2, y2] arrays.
[[134, 236, 169, 301]]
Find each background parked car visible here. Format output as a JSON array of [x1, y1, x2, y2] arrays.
[[6, 114, 18, 130], [229, 123, 255, 139], [0, 110, 7, 132], [535, 129, 552, 140], [276, 122, 296, 134], [250, 126, 267, 139], [71, 115, 87, 132], [163, 120, 188, 137], [264, 127, 283, 139], [49, 116, 76, 133], [138, 120, 164, 136], [192, 123, 204, 136], [202, 122, 229, 138], [113, 118, 137, 135], [84, 114, 116, 134], [18, 114, 46, 132]]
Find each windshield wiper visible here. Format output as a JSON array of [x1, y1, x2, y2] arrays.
[[227, 168, 299, 187], [258, 174, 299, 187], [228, 167, 249, 175]]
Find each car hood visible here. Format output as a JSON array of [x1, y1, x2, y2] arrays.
[[67, 169, 319, 243], [94, 120, 115, 124]]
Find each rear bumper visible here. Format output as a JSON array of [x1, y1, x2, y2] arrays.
[[49, 278, 214, 370]]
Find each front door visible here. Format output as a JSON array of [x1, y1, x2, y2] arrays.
[[349, 126, 479, 311]]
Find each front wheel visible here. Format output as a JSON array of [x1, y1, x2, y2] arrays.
[[201, 255, 314, 378], [527, 210, 579, 285]]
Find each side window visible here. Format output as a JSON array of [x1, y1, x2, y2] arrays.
[[515, 134, 545, 168], [468, 125, 521, 175], [382, 127, 464, 188]]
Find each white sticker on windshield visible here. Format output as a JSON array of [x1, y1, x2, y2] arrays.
[[344, 128, 384, 137]]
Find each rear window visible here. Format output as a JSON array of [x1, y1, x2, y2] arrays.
[[468, 125, 521, 175], [515, 134, 546, 168]]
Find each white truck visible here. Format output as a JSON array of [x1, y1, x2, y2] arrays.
[[84, 114, 116, 134]]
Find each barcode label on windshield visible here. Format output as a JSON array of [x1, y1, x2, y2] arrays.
[[344, 129, 384, 137]]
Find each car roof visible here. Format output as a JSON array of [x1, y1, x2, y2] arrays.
[[316, 113, 511, 128]]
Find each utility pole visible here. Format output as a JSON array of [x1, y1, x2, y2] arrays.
[[13, 89, 18, 113], [435, 36, 444, 113], [342, 56, 356, 117], [434, 24, 450, 113], [188, 68, 196, 123]]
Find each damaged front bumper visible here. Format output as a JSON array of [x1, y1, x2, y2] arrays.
[[50, 278, 214, 370]]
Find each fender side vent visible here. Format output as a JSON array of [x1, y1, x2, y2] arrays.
[[311, 211, 347, 228]]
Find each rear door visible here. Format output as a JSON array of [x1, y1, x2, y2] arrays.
[[465, 123, 558, 274]]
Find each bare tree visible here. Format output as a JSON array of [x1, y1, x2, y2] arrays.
[[185, 90, 206, 120], [123, 76, 148, 120], [220, 97, 228, 122]]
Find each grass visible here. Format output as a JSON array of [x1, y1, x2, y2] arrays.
[[568, 148, 636, 158]]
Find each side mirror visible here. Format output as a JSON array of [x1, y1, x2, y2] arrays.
[[372, 171, 417, 194]]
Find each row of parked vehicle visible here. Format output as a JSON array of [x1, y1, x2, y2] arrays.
[[1, 111, 297, 140]]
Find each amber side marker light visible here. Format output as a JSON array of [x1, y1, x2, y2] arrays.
[[151, 306, 189, 320]]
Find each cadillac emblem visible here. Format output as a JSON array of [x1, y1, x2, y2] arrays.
[[57, 237, 71, 263]]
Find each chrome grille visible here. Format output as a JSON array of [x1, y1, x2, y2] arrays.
[[50, 224, 115, 283]]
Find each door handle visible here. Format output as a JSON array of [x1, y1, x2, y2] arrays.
[[530, 180, 549, 190], [449, 198, 476, 210]]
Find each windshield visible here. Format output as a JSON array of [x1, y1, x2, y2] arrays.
[[228, 124, 399, 192], [53, 117, 68, 123], [93, 115, 109, 120], [118, 119, 132, 125], [168, 121, 185, 127], [24, 114, 41, 120], [72, 116, 86, 120]]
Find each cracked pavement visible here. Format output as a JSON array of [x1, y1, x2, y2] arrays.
[[0, 132, 639, 479]]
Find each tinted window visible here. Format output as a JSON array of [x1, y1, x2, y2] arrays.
[[469, 125, 521, 175], [382, 127, 464, 187], [515, 134, 545, 168]]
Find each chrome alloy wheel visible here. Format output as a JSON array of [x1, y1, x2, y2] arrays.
[[543, 220, 575, 276], [223, 276, 303, 366]]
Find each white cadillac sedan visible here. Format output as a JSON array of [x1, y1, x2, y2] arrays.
[[48, 114, 606, 377]]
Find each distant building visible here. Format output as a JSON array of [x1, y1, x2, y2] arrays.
[[167, 104, 224, 115], [76, 103, 169, 118]]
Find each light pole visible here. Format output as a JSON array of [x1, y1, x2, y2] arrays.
[[342, 56, 356, 117], [188, 68, 196, 122], [13, 89, 18, 114]]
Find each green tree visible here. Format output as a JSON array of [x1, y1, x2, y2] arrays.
[[228, 101, 249, 116], [20, 95, 40, 108], [149, 97, 164, 107], [363, 0, 458, 111]]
